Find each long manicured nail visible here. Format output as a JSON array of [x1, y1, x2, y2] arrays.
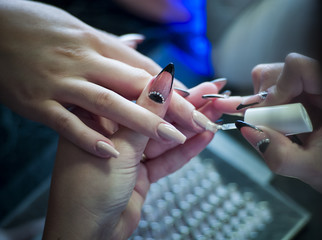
[[235, 120, 270, 153], [96, 141, 120, 158], [202, 90, 231, 99], [157, 123, 186, 144], [148, 63, 174, 104], [119, 33, 145, 42], [236, 91, 268, 110], [211, 78, 227, 91], [192, 110, 218, 133], [119, 34, 145, 48], [174, 87, 190, 98]]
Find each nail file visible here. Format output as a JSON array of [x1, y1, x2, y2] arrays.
[[218, 103, 313, 135]]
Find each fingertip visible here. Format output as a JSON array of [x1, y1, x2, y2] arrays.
[[96, 140, 120, 158]]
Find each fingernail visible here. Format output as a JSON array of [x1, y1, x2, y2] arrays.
[[222, 90, 232, 97], [119, 33, 145, 42], [157, 123, 186, 144], [174, 87, 190, 97], [210, 77, 227, 91], [236, 91, 268, 110], [192, 110, 218, 133], [96, 141, 120, 158], [148, 63, 174, 104], [235, 120, 270, 153], [202, 90, 231, 99]]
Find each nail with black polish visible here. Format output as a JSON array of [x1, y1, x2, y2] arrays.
[[256, 139, 270, 153], [210, 77, 227, 91], [174, 87, 190, 98], [148, 63, 174, 104], [288, 135, 303, 145], [235, 120, 263, 132], [235, 120, 270, 154], [236, 91, 268, 110]]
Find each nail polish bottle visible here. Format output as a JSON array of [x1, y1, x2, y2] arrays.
[[244, 103, 313, 135]]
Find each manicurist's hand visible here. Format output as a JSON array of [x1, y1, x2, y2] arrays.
[[0, 0, 216, 159], [43, 64, 214, 240], [212, 53, 322, 192]]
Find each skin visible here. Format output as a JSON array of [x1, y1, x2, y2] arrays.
[[43, 70, 214, 240], [213, 53, 322, 192], [0, 0, 213, 158]]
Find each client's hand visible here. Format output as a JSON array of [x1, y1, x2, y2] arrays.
[[0, 1, 210, 159], [213, 53, 322, 192], [43, 64, 214, 239]]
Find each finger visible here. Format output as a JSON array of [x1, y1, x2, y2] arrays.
[[265, 53, 322, 105], [145, 131, 214, 183], [145, 102, 219, 159], [72, 108, 118, 136], [251, 63, 284, 93], [95, 31, 162, 76], [84, 50, 214, 135], [211, 96, 245, 114], [184, 82, 219, 108], [84, 54, 151, 100], [59, 78, 185, 144], [41, 100, 120, 158], [235, 121, 322, 190]]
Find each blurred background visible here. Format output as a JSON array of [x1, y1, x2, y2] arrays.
[[0, 0, 321, 239]]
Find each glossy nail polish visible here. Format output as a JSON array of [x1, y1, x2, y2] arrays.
[[174, 87, 190, 98], [210, 78, 227, 91], [192, 110, 218, 133], [236, 91, 268, 110], [96, 141, 120, 158], [149, 63, 174, 104], [157, 123, 186, 144], [235, 120, 270, 153], [202, 90, 231, 99]]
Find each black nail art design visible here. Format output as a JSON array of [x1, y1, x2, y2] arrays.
[[235, 120, 263, 132], [236, 91, 268, 110], [148, 63, 174, 104], [288, 135, 303, 145], [235, 120, 270, 153], [236, 102, 259, 110], [174, 87, 190, 98], [257, 139, 270, 153]]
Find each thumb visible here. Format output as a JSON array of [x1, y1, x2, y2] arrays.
[[235, 120, 307, 179]]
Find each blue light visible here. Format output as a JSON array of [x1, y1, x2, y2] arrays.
[[165, 0, 214, 78]]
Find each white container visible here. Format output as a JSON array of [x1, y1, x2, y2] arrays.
[[244, 103, 313, 135]]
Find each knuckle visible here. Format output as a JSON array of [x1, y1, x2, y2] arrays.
[[251, 64, 265, 80], [52, 111, 72, 134], [251, 64, 274, 83], [54, 45, 87, 61], [80, 28, 101, 46], [284, 52, 301, 68], [93, 90, 114, 111]]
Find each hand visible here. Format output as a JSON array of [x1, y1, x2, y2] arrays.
[[213, 53, 322, 192], [43, 65, 214, 239], [0, 1, 213, 158]]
